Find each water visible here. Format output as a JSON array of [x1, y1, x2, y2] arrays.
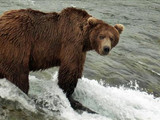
[[1, 72, 160, 120], [0, 0, 160, 120]]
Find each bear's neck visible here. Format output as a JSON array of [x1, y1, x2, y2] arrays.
[[83, 37, 93, 52], [82, 24, 93, 52]]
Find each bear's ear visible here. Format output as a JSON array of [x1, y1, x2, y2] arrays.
[[114, 24, 124, 34], [87, 17, 98, 26]]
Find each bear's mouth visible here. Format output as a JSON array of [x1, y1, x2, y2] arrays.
[[98, 47, 110, 56], [98, 49, 110, 56]]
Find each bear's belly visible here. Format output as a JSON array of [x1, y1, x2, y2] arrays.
[[29, 57, 61, 71]]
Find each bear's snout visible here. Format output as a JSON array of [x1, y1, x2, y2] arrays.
[[103, 46, 110, 55]]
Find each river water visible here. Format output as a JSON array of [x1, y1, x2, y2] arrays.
[[0, 0, 160, 120]]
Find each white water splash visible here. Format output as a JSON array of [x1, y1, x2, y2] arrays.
[[0, 72, 160, 120], [29, 72, 108, 120], [74, 77, 160, 120]]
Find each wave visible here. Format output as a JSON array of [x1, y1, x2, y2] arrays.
[[17, 0, 35, 6], [0, 71, 160, 120]]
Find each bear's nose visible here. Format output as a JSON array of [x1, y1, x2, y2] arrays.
[[103, 46, 110, 54]]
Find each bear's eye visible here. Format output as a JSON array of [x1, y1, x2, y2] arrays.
[[99, 35, 105, 40], [110, 37, 114, 41]]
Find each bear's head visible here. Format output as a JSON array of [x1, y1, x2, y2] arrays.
[[88, 17, 124, 55]]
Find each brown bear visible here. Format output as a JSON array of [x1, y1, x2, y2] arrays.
[[0, 7, 124, 113]]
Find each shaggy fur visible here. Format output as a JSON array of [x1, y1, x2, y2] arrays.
[[0, 8, 123, 108]]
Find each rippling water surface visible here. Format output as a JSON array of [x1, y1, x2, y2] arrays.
[[0, 0, 160, 120]]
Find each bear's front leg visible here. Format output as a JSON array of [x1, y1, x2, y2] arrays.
[[58, 63, 96, 113], [58, 45, 85, 98], [58, 61, 79, 98], [58, 50, 96, 113]]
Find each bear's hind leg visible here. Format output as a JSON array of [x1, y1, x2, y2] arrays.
[[0, 73, 4, 79], [6, 68, 29, 94]]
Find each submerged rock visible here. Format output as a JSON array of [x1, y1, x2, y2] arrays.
[[0, 97, 59, 120]]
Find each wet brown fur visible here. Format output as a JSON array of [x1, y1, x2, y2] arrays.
[[0, 7, 122, 99]]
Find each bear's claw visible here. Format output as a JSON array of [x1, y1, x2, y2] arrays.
[[68, 97, 97, 114]]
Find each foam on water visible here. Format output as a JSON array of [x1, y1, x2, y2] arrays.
[[74, 78, 160, 120], [29, 72, 108, 120], [0, 72, 160, 120], [0, 79, 36, 112]]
